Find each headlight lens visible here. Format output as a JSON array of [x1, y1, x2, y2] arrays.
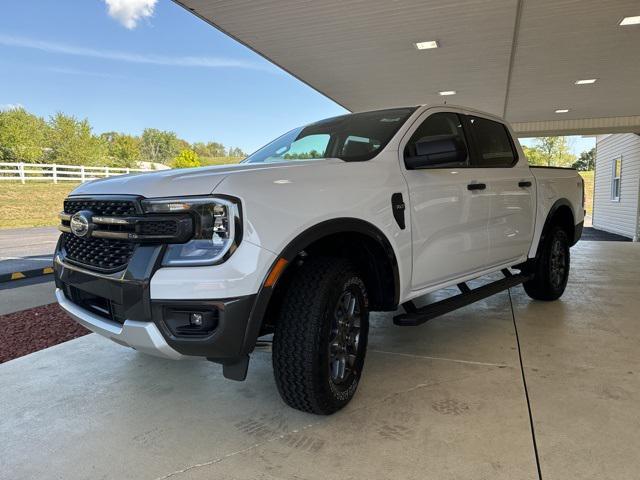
[[141, 196, 241, 266]]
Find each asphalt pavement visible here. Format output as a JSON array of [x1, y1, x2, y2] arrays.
[[0, 227, 59, 276]]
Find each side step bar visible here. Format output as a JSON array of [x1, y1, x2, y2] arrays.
[[394, 269, 531, 327]]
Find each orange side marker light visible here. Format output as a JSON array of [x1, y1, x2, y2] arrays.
[[264, 258, 289, 288]]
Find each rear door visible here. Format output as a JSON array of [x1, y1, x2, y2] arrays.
[[465, 115, 535, 266], [399, 110, 492, 291]]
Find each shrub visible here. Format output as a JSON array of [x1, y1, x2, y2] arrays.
[[171, 149, 201, 169]]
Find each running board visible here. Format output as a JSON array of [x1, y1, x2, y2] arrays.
[[394, 269, 531, 327]]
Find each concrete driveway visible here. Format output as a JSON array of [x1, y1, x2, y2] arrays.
[[1, 241, 638, 479]]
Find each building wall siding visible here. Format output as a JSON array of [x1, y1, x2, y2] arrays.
[[593, 133, 640, 238]]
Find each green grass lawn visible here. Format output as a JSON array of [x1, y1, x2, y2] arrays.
[[199, 156, 243, 166], [0, 182, 79, 229], [0, 159, 243, 230]]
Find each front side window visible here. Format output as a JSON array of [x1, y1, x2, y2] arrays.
[[468, 116, 517, 167], [611, 157, 622, 201], [403, 112, 469, 168], [244, 107, 416, 164]]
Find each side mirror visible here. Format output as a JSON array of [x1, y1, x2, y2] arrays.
[[404, 135, 467, 169]]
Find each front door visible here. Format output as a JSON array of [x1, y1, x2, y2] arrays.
[[400, 110, 492, 292]]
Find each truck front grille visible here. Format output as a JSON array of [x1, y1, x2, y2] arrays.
[[63, 199, 138, 217], [138, 220, 178, 236], [58, 196, 193, 273], [62, 233, 137, 272]]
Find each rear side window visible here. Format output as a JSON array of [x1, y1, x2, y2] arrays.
[[468, 116, 517, 167]]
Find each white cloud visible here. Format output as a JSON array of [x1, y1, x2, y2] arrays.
[[0, 103, 24, 111], [104, 0, 158, 29], [0, 34, 276, 72]]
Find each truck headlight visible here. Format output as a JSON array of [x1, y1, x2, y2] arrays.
[[141, 196, 241, 266]]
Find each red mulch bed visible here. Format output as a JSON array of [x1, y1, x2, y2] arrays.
[[0, 303, 90, 363]]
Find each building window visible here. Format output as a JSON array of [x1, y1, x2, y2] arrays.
[[611, 157, 622, 201]]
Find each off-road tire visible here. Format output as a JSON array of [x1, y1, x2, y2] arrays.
[[272, 257, 369, 415], [523, 225, 570, 301]]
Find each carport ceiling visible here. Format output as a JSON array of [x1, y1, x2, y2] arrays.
[[176, 0, 640, 136]]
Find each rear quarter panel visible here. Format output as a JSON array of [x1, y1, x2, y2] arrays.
[[529, 167, 585, 257]]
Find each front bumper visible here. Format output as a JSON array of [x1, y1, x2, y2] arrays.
[[54, 247, 258, 366], [56, 288, 184, 360]]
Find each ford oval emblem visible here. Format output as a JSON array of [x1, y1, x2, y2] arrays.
[[70, 211, 92, 238]]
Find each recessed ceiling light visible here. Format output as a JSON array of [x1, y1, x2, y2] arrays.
[[415, 40, 439, 50], [439, 90, 456, 96], [555, 109, 569, 113], [620, 16, 640, 25], [575, 79, 597, 85]]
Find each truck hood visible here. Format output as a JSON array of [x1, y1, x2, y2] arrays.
[[69, 160, 340, 198]]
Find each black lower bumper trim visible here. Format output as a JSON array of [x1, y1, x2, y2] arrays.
[[151, 295, 256, 358], [54, 245, 164, 323], [54, 247, 259, 363]]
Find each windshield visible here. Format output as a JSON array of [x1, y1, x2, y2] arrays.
[[244, 107, 416, 164]]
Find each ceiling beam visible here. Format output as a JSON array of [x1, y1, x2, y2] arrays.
[[513, 116, 640, 137], [503, 0, 524, 119]]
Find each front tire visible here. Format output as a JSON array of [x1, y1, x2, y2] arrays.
[[272, 257, 369, 415], [523, 225, 570, 301]]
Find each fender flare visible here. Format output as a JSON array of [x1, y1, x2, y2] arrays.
[[534, 198, 576, 258], [240, 218, 401, 354]]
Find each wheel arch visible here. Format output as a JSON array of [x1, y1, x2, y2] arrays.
[[240, 218, 401, 354], [536, 198, 576, 258]]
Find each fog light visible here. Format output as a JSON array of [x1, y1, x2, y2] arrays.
[[163, 308, 219, 337], [190, 312, 204, 326]]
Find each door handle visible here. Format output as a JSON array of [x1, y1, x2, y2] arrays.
[[518, 181, 532, 188], [467, 183, 486, 191]]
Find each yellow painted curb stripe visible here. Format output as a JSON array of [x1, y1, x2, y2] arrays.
[[11, 272, 26, 280], [43, 267, 54, 274]]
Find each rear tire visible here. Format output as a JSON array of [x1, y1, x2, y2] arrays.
[[523, 225, 570, 301], [272, 257, 369, 415]]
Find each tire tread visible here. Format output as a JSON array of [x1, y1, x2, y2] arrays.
[[272, 257, 364, 414]]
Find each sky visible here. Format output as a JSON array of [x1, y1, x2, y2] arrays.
[[0, 0, 347, 153], [0, 0, 594, 156]]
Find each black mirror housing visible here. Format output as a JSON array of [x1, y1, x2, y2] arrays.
[[404, 135, 467, 169]]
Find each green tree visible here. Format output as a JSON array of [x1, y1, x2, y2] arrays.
[[101, 132, 140, 168], [193, 141, 227, 158], [227, 146, 246, 157], [283, 149, 324, 160], [572, 147, 595, 171], [140, 128, 180, 164], [522, 145, 546, 166], [171, 148, 201, 168], [530, 137, 576, 167], [0, 107, 49, 162], [46, 112, 107, 165]]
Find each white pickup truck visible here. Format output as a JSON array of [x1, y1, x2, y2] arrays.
[[54, 105, 584, 414]]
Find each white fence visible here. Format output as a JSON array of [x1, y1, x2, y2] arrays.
[[0, 162, 153, 183]]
